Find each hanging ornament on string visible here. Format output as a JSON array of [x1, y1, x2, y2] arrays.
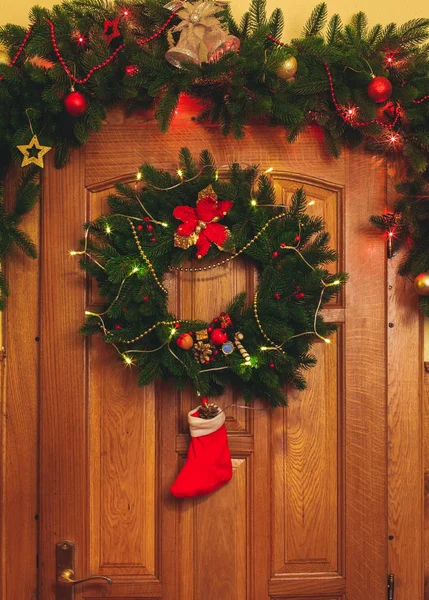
[[276, 55, 298, 81], [64, 87, 88, 118], [413, 272, 429, 296], [164, 0, 240, 68], [16, 109, 51, 168], [367, 75, 392, 103], [103, 16, 121, 45]]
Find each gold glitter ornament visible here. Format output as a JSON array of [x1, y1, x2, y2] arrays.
[[276, 56, 298, 81], [17, 134, 51, 168], [413, 272, 429, 296]]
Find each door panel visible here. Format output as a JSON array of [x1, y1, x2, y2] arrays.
[[40, 115, 387, 599]]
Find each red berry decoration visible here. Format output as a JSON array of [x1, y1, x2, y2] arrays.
[[280, 242, 286, 248], [143, 217, 150, 222], [272, 251, 279, 258], [137, 224, 143, 231], [295, 235, 301, 242], [143, 296, 149, 302], [175, 322, 181, 329], [176, 333, 193, 350], [367, 76, 392, 103], [269, 363, 275, 369], [64, 90, 88, 117], [275, 292, 281, 300], [213, 317, 220, 324], [210, 328, 228, 346], [207, 326, 213, 333], [115, 324, 121, 330], [151, 237, 157, 243], [147, 224, 153, 232]]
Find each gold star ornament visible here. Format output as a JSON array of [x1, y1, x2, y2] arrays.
[[17, 134, 51, 168]]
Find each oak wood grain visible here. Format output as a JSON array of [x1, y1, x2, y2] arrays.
[[386, 162, 424, 600], [1, 167, 39, 600]]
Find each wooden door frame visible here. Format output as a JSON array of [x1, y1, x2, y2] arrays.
[[0, 138, 424, 599]]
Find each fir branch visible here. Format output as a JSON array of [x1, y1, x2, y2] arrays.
[[303, 2, 328, 37]]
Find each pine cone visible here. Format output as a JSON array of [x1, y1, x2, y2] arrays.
[[199, 402, 220, 419], [193, 340, 213, 364]]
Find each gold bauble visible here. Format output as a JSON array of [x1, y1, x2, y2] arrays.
[[276, 56, 298, 81], [413, 272, 429, 296], [0, 46, 10, 65]]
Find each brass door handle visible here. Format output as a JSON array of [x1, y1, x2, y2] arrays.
[[56, 540, 112, 599], [58, 569, 112, 586]]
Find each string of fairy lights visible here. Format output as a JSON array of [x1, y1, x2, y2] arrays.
[[70, 164, 342, 370]]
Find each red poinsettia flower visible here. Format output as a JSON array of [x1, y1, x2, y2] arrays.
[[173, 185, 233, 259]]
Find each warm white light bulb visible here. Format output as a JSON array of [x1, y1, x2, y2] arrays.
[[308, 200, 315, 206], [171, 328, 176, 335], [250, 199, 257, 206], [177, 169, 183, 178], [324, 338, 331, 344], [333, 279, 340, 285], [260, 346, 267, 351], [69, 250, 77, 256], [264, 167, 273, 173], [136, 172, 142, 180], [105, 225, 111, 234], [131, 267, 139, 274], [123, 355, 133, 365], [161, 222, 168, 228]]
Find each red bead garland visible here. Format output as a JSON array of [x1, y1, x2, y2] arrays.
[[266, 35, 401, 131], [0, 25, 34, 81]]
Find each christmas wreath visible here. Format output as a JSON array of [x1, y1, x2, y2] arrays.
[[74, 148, 345, 405]]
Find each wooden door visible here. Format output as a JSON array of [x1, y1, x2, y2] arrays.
[[39, 111, 388, 600]]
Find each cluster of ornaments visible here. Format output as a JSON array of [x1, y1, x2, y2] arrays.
[[176, 310, 250, 366]]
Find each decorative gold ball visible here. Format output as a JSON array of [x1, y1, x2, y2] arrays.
[[413, 272, 429, 296], [0, 46, 10, 66], [276, 56, 298, 81]]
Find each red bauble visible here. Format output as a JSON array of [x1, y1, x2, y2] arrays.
[[210, 329, 228, 346], [176, 333, 193, 350], [367, 76, 392, 103], [376, 101, 397, 125], [64, 91, 88, 117]]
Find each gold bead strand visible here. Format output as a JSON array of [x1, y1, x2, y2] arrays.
[[128, 219, 168, 294], [253, 292, 286, 355]]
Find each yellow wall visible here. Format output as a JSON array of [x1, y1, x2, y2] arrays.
[[3, 0, 428, 36], [3, 0, 429, 358]]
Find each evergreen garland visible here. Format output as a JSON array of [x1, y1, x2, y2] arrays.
[[0, 0, 429, 311], [77, 148, 345, 405]]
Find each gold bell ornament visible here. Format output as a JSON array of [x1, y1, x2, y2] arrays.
[[165, 0, 240, 68]]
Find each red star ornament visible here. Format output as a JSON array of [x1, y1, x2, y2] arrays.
[[103, 16, 121, 44], [173, 185, 233, 259]]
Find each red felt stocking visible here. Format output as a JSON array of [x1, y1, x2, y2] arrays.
[[170, 406, 232, 498]]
